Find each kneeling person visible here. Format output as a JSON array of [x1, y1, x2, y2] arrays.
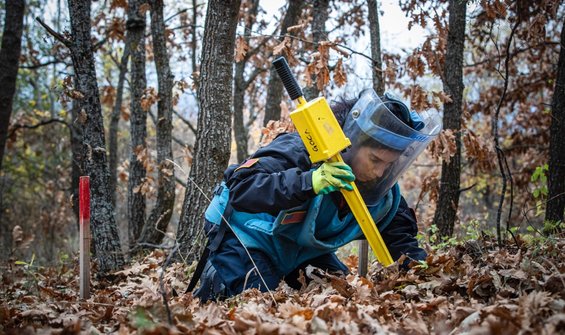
[[193, 90, 441, 301]]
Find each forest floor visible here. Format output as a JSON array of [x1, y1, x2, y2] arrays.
[[1, 235, 564, 334]]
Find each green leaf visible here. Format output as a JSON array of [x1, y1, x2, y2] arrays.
[[14, 261, 28, 265], [131, 307, 155, 330], [541, 176, 547, 184], [541, 186, 548, 196]]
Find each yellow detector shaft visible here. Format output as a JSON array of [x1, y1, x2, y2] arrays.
[[273, 57, 394, 266]]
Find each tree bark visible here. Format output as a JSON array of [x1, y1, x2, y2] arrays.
[[71, 77, 84, 225], [263, 0, 303, 126], [233, 0, 259, 163], [359, 0, 385, 278], [67, 0, 124, 272], [192, 0, 198, 76], [0, 0, 25, 173], [177, 0, 241, 262], [108, 42, 130, 208], [137, 0, 176, 246], [368, 0, 384, 96], [0, 0, 25, 259], [127, 0, 148, 251], [432, 0, 466, 238], [545, 21, 565, 225], [303, 0, 329, 101]]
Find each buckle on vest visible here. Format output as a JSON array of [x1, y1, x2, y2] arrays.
[[213, 184, 223, 196]]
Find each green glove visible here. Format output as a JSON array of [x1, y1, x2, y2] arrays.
[[312, 161, 355, 195]]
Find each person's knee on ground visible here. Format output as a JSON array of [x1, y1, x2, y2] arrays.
[[284, 253, 349, 289]]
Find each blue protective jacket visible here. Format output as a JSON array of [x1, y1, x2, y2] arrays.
[[205, 133, 426, 275]]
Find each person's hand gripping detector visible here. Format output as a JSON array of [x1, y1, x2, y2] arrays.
[[272, 57, 394, 266]]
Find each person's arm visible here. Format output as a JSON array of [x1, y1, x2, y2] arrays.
[[225, 133, 316, 215], [380, 197, 427, 266]]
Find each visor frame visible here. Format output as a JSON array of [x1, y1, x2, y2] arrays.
[[341, 89, 442, 206]]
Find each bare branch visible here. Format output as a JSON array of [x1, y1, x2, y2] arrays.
[[148, 109, 192, 147], [93, 36, 110, 51], [243, 67, 267, 88], [458, 183, 476, 194], [173, 110, 197, 135], [243, 30, 383, 65], [35, 17, 71, 47], [9, 118, 69, 137], [19, 59, 68, 69], [243, 33, 273, 63], [165, 8, 188, 23], [465, 42, 560, 67], [492, 19, 520, 246]]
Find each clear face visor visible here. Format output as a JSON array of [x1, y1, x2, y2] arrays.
[[342, 89, 442, 205]]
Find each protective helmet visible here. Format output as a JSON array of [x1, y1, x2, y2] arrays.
[[341, 89, 442, 206]]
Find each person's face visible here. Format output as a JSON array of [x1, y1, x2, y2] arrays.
[[349, 146, 400, 183]]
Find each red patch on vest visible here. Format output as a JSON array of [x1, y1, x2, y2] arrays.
[[235, 158, 259, 171], [281, 211, 307, 225]]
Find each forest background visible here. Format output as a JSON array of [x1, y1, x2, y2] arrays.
[[0, 0, 564, 333]]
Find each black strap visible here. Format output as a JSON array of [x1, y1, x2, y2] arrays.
[[185, 202, 233, 294]]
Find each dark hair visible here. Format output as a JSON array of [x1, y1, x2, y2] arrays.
[[330, 96, 357, 127]]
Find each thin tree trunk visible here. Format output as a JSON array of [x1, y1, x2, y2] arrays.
[[545, 21, 565, 225], [303, 0, 329, 101], [192, 0, 198, 76], [263, 0, 302, 126], [233, 60, 248, 162], [359, 0, 385, 277], [368, 0, 384, 96], [108, 42, 130, 208], [71, 78, 84, 225], [137, 0, 175, 246], [432, 0, 466, 238], [0, 0, 25, 260], [67, 0, 124, 272], [177, 0, 241, 262], [127, 0, 148, 251], [233, 0, 259, 163]]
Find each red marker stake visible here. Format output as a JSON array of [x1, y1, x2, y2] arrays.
[[79, 176, 91, 299]]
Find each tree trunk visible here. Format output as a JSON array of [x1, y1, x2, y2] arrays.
[[137, 0, 176, 246], [233, 61, 249, 162], [368, 0, 384, 96], [432, 0, 466, 238], [108, 42, 130, 208], [0, 0, 25, 173], [0, 0, 25, 260], [127, 0, 148, 251], [71, 78, 84, 225], [303, 0, 329, 101], [233, 0, 259, 163], [263, 0, 302, 126], [192, 0, 199, 76], [67, 0, 124, 272], [177, 0, 241, 262], [545, 21, 565, 225], [359, 0, 385, 277]]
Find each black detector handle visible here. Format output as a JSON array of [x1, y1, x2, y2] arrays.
[[272, 57, 303, 101]]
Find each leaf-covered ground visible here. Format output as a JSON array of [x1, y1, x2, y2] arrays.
[[1, 237, 564, 334]]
